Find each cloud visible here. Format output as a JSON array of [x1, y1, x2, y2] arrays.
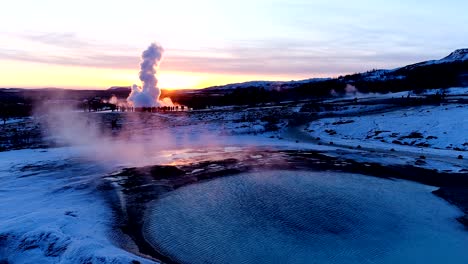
[[23, 32, 90, 48], [161, 40, 437, 76], [0, 33, 444, 78], [0, 48, 139, 69]]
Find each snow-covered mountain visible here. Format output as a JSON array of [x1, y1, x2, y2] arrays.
[[204, 78, 331, 91], [400, 49, 468, 70], [440, 48, 468, 62], [338, 48, 468, 85], [201, 49, 468, 93]]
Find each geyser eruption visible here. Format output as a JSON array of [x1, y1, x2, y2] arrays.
[[127, 43, 169, 107]]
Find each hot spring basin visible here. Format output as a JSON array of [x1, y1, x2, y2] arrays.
[[143, 171, 468, 264]]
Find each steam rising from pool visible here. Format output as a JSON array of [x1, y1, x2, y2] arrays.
[[143, 171, 468, 264]]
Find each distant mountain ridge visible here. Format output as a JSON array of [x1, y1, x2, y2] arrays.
[[2, 49, 467, 106], [203, 78, 331, 91], [199, 49, 468, 93]]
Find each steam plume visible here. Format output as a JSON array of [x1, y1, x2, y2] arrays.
[[127, 43, 168, 107]]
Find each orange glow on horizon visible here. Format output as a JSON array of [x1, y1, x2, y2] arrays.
[[0, 59, 328, 90]]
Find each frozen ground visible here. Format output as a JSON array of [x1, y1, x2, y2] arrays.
[[0, 148, 156, 264], [0, 88, 467, 263], [307, 104, 467, 151], [304, 102, 467, 172]]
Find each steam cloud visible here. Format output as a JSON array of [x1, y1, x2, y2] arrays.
[[127, 43, 171, 107], [330, 83, 379, 98], [34, 103, 219, 166], [345, 84, 358, 95], [31, 44, 212, 166]]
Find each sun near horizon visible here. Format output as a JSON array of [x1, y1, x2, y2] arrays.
[[0, 59, 329, 91], [0, 58, 325, 90]]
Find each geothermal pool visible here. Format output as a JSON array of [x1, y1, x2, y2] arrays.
[[143, 171, 468, 264]]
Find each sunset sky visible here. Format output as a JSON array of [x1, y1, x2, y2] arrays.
[[1, 0, 467, 90]]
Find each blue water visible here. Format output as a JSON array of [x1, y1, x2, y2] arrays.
[[143, 170, 468, 264]]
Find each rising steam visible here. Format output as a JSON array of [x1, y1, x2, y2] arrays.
[[127, 43, 172, 107], [31, 43, 213, 166]]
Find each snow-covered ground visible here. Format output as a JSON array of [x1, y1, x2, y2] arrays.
[[307, 103, 468, 159], [2, 117, 31, 125], [1, 90, 467, 263], [421, 87, 468, 96], [0, 148, 156, 264]]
